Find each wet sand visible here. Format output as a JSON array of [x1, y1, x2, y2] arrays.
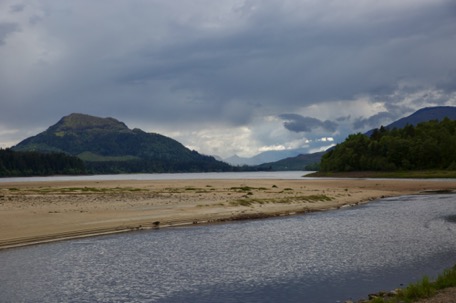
[[0, 178, 454, 249]]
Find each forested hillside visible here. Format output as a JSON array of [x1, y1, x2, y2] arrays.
[[320, 118, 456, 172], [0, 149, 86, 177], [12, 113, 232, 174]]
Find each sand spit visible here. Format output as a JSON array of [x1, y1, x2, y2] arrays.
[[0, 178, 454, 249]]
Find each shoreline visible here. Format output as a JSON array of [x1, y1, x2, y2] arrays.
[[1, 178, 455, 250]]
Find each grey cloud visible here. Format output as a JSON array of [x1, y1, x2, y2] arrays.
[[353, 102, 415, 130], [353, 112, 395, 130], [117, 0, 456, 114], [10, 3, 25, 13], [1, 0, 456, 151], [437, 70, 456, 93], [280, 114, 338, 133], [336, 115, 351, 122], [0, 22, 19, 45]]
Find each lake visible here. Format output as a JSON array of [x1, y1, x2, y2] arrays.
[[0, 171, 311, 183], [1, 193, 456, 302]]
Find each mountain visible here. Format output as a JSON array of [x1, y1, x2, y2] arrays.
[[255, 106, 456, 171], [253, 151, 325, 171], [365, 106, 456, 137], [13, 113, 231, 173], [224, 148, 310, 166], [320, 118, 456, 172]]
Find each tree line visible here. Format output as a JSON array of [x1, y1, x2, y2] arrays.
[[0, 149, 86, 177], [0, 148, 236, 176], [84, 156, 233, 174], [320, 118, 456, 172]]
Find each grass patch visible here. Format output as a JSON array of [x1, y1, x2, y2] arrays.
[[303, 194, 333, 202], [230, 186, 269, 192], [230, 194, 332, 207], [184, 187, 209, 193], [26, 186, 146, 194], [363, 265, 456, 302], [230, 186, 255, 192], [198, 203, 225, 207], [230, 199, 255, 207]]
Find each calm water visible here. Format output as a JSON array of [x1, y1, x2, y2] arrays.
[[1, 194, 456, 303], [0, 171, 311, 183]]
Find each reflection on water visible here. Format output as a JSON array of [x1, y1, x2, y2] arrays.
[[0, 194, 456, 303]]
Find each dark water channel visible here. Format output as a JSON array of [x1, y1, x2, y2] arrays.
[[1, 194, 456, 303]]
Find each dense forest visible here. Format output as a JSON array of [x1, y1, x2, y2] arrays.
[[0, 149, 86, 177], [320, 118, 456, 172], [84, 155, 233, 174]]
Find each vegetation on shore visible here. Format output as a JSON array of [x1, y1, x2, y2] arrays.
[[321, 119, 456, 173], [0, 148, 86, 177], [308, 170, 456, 179], [360, 265, 456, 302]]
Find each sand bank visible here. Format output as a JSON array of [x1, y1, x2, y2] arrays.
[[0, 178, 454, 249]]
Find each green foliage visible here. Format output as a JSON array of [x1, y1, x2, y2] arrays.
[[77, 151, 140, 162], [364, 265, 456, 303], [401, 276, 435, 301], [0, 149, 86, 177], [321, 118, 456, 172], [435, 265, 456, 289]]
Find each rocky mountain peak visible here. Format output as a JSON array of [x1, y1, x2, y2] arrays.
[[51, 113, 130, 133]]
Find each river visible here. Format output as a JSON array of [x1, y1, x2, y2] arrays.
[[0, 193, 455, 302]]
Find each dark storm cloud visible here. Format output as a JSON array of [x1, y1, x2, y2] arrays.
[[279, 114, 338, 133], [0, 22, 19, 45], [117, 0, 456, 111], [1, 0, 456, 155], [336, 115, 351, 122], [10, 3, 25, 13], [437, 70, 456, 93]]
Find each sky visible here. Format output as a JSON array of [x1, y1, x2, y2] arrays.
[[1, 0, 456, 159]]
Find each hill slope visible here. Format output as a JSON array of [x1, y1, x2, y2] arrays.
[[224, 148, 309, 166], [13, 113, 231, 173], [253, 152, 325, 171], [365, 106, 456, 137], [320, 118, 456, 172], [260, 106, 456, 171]]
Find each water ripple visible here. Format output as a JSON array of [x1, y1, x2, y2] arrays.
[[1, 194, 456, 303]]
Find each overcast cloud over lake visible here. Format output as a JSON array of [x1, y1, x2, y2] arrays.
[[1, 0, 455, 158]]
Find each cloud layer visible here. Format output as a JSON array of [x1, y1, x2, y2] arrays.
[[1, 0, 455, 157], [280, 114, 338, 133]]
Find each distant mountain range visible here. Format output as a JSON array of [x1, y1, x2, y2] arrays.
[[13, 113, 231, 173], [252, 151, 325, 171], [12, 106, 456, 173], [224, 148, 310, 166]]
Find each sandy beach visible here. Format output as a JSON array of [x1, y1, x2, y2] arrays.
[[0, 178, 455, 250]]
